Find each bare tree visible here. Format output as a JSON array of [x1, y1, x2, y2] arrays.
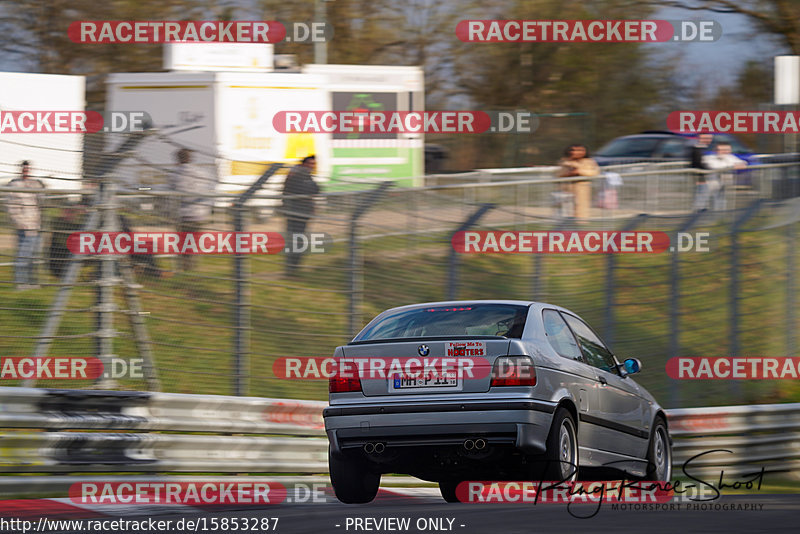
[[641, 0, 800, 53], [0, 0, 210, 106], [259, 0, 458, 105]]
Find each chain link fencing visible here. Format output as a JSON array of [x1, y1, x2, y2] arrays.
[[1, 131, 800, 408]]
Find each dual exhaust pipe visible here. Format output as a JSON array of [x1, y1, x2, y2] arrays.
[[363, 442, 385, 454], [463, 438, 487, 451], [364, 439, 487, 453]]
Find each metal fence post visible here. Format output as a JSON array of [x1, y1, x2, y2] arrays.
[[231, 163, 283, 396], [447, 203, 494, 300], [605, 214, 648, 347], [348, 183, 393, 337], [787, 220, 796, 357], [93, 135, 151, 388], [532, 218, 570, 300], [95, 171, 118, 388], [730, 199, 762, 398], [348, 221, 361, 339], [668, 209, 706, 407]]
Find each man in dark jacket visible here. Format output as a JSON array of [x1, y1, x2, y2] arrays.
[[282, 155, 320, 276], [690, 134, 713, 211], [690, 133, 713, 170]]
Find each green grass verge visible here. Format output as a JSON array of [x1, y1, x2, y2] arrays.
[[0, 213, 798, 407]]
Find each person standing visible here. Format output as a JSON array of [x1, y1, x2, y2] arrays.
[[282, 155, 319, 276], [690, 133, 713, 170], [5, 161, 44, 289], [557, 145, 599, 220], [702, 143, 747, 211], [168, 149, 212, 271], [691, 133, 714, 211]]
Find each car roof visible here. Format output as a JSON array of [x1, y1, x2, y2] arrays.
[[640, 130, 687, 136], [640, 130, 738, 139], [613, 133, 676, 139]]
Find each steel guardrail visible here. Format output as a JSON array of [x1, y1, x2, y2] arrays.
[[0, 387, 796, 479]]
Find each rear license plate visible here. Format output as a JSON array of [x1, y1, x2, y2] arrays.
[[392, 374, 458, 389]]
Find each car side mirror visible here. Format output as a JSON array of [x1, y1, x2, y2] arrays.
[[623, 358, 642, 375]]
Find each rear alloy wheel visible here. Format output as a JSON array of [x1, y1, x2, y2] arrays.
[[543, 407, 579, 482], [644, 419, 672, 482], [329, 447, 381, 504], [438, 479, 462, 503]]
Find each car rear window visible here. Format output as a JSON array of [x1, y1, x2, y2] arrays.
[[354, 304, 529, 341]]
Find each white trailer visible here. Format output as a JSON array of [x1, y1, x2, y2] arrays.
[[106, 71, 329, 201], [302, 64, 425, 188], [106, 62, 425, 198], [0, 72, 85, 190]]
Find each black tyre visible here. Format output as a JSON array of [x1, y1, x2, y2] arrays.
[[542, 407, 579, 482], [438, 479, 462, 503], [644, 418, 672, 481], [329, 447, 381, 504]]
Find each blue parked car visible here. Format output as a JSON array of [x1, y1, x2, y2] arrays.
[[593, 131, 757, 167]]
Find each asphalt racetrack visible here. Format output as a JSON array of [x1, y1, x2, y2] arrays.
[[138, 493, 798, 534]]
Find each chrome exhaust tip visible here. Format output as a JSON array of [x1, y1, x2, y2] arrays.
[[474, 438, 486, 450], [374, 442, 385, 453], [463, 439, 475, 450], [364, 443, 375, 454]]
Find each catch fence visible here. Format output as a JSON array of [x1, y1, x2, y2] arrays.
[[1, 136, 799, 408]]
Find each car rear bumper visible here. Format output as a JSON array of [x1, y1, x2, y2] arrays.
[[324, 400, 555, 456]]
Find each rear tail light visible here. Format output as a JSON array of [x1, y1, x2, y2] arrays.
[[329, 360, 362, 393], [329, 375, 362, 393], [491, 356, 536, 387]]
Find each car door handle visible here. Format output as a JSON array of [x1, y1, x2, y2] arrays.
[[597, 376, 608, 385]]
